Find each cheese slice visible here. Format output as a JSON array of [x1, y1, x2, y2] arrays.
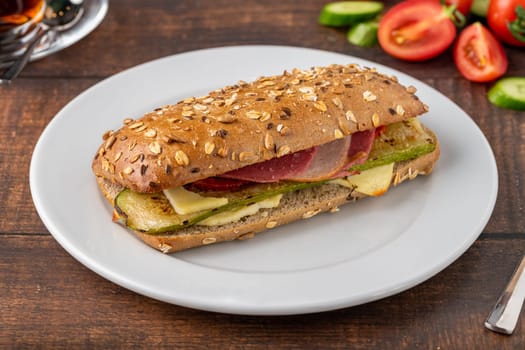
[[332, 162, 394, 196], [199, 194, 283, 226], [163, 186, 228, 215]]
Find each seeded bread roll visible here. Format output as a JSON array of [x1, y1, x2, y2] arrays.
[[95, 127, 439, 253], [92, 64, 427, 193]]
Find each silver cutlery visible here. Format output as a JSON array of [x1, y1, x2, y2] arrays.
[[0, 0, 84, 83], [485, 254, 525, 335]]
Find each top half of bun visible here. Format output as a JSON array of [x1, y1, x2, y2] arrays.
[[92, 64, 428, 193]]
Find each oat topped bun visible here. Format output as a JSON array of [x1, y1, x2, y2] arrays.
[[92, 64, 427, 193]]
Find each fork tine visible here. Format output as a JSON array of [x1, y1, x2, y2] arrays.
[[0, 24, 41, 65]]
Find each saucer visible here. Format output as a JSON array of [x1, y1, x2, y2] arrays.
[[0, 0, 107, 68]]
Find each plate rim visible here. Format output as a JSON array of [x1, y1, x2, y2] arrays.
[[29, 45, 498, 315]]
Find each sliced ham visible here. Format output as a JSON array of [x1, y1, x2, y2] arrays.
[[220, 147, 317, 183], [286, 129, 375, 181], [284, 136, 352, 182], [215, 129, 376, 187], [334, 129, 375, 177]]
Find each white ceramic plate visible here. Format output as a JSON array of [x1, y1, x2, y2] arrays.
[[30, 46, 498, 315]]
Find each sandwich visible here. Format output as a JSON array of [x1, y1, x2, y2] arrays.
[[92, 64, 440, 253]]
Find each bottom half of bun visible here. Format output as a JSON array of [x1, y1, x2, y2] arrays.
[[96, 135, 440, 254]]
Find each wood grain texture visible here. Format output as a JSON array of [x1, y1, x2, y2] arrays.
[[1, 235, 524, 349], [1, 0, 524, 348], [16, 0, 525, 80], [0, 79, 97, 234]]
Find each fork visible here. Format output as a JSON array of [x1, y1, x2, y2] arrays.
[[485, 255, 525, 335]]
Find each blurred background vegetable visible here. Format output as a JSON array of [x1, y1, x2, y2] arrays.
[[347, 20, 379, 47], [454, 22, 508, 82], [377, 0, 457, 61], [471, 0, 490, 16], [487, 0, 525, 46], [318, 0, 524, 110], [319, 1, 383, 26], [488, 77, 525, 110]]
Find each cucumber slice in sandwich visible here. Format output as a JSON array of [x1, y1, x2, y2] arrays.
[[319, 1, 383, 27], [116, 181, 320, 234]]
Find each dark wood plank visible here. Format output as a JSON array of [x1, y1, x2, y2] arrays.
[[15, 0, 525, 80], [1, 235, 524, 348], [0, 79, 97, 234]]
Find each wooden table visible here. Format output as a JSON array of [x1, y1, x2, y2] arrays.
[[1, 0, 524, 348]]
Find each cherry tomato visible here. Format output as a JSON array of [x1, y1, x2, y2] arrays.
[[454, 22, 508, 82], [378, 0, 457, 61], [445, 0, 474, 15], [487, 0, 525, 46]]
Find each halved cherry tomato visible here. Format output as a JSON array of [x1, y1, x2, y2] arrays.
[[453, 22, 508, 82], [445, 0, 474, 15], [378, 0, 457, 61], [487, 0, 525, 47]]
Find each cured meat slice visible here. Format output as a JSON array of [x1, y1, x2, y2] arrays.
[[218, 129, 376, 185], [285, 136, 352, 182], [220, 147, 317, 182], [287, 129, 375, 181], [335, 129, 376, 177]]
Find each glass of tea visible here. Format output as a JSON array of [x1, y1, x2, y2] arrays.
[[0, 0, 46, 43]]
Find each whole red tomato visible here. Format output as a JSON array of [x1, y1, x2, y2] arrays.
[[487, 0, 525, 46], [454, 22, 508, 82], [378, 0, 457, 61]]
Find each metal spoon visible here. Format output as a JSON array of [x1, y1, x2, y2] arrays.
[[0, 0, 84, 83], [485, 255, 525, 335]]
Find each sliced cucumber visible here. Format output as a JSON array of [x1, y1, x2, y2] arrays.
[[115, 190, 191, 232], [319, 1, 383, 27], [115, 182, 321, 234], [488, 77, 525, 111], [347, 20, 379, 47], [350, 119, 436, 172], [471, 0, 489, 17]]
